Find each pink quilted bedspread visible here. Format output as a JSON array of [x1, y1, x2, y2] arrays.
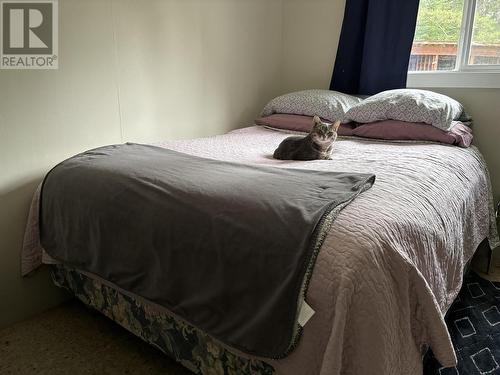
[[23, 126, 499, 375]]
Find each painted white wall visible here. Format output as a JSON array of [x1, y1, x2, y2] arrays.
[[0, 0, 121, 330], [281, 0, 500, 203], [114, 0, 283, 142], [0, 0, 283, 329], [281, 0, 346, 92]]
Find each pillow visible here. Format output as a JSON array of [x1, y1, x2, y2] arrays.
[[255, 114, 356, 136], [255, 114, 472, 147], [345, 89, 464, 131], [261, 90, 362, 123], [352, 120, 472, 148]]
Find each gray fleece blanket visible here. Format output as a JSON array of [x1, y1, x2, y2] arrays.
[[39, 143, 374, 358]]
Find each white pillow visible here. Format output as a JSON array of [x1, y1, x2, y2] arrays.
[[345, 89, 464, 131], [261, 89, 363, 123]]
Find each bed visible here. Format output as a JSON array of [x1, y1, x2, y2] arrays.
[[22, 125, 499, 375]]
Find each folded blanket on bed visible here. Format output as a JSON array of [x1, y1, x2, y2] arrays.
[[39, 143, 374, 359]]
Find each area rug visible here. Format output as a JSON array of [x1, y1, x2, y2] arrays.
[[425, 271, 500, 374]]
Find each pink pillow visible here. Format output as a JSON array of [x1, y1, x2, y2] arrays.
[[352, 120, 473, 148], [255, 114, 355, 136], [255, 115, 473, 148]]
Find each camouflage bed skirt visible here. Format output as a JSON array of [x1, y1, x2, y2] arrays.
[[50, 264, 276, 375]]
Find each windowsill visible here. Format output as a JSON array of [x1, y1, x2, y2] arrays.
[[407, 71, 500, 89]]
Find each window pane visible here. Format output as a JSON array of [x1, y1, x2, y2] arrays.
[[469, 0, 500, 65], [409, 0, 464, 72]]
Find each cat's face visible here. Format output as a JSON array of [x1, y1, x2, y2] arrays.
[[311, 116, 340, 145]]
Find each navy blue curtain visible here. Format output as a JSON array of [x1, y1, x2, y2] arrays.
[[330, 0, 420, 96]]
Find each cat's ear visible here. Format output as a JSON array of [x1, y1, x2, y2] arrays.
[[313, 116, 321, 125], [332, 120, 341, 132]]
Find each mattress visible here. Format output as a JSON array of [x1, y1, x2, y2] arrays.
[[22, 126, 500, 375]]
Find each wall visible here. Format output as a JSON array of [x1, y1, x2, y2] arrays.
[[281, 0, 345, 93], [281, 0, 500, 203], [113, 0, 283, 142], [0, 0, 283, 329]]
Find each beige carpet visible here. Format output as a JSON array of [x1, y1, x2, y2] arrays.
[[0, 300, 192, 375]]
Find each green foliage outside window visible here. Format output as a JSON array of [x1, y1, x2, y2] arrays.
[[414, 0, 500, 44]]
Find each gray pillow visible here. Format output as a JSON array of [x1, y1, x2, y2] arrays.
[[261, 89, 362, 123], [345, 89, 464, 131]]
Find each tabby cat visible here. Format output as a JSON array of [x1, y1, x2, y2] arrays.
[[273, 116, 340, 161]]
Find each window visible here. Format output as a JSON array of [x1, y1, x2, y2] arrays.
[[407, 0, 500, 88], [468, 0, 500, 66], [410, 0, 465, 72]]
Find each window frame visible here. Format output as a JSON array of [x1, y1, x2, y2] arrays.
[[407, 0, 500, 88]]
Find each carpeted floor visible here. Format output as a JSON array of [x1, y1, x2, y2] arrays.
[[3, 271, 500, 375], [0, 300, 191, 375]]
